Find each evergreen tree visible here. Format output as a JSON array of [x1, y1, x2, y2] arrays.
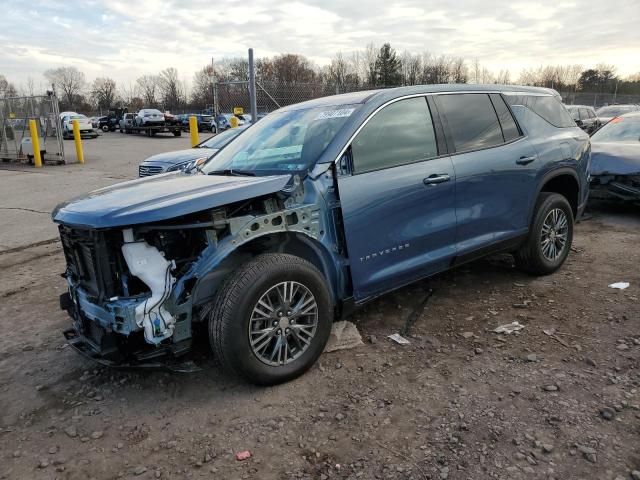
[[374, 43, 402, 87]]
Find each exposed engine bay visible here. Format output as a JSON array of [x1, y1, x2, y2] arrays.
[[58, 182, 332, 368]]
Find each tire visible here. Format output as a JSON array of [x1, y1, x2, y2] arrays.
[[209, 253, 333, 385], [515, 192, 574, 275], [101, 125, 109, 132], [173, 130, 181, 137]]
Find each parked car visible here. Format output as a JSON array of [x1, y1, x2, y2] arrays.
[[565, 105, 601, 134], [222, 113, 245, 127], [96, 115, 118, 132], [213, 114, 230, 131], [59, 113, 97, 139], [164, 112, 179, 126], [589, 113, 640, 202], [138, 126, 247, 177], [119, 113, 136, 133], [53, 85, 589, 385], [595, 104, 640, 125], [179, 114, 215, 132], [135, 108, 166, 127]]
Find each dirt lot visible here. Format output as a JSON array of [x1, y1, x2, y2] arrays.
[[0, 201, 638, 480]]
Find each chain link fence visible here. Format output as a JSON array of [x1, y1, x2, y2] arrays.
[[214, 81, 371, 116], [558, 92, 640, 108], [0, 93, 65, 164]]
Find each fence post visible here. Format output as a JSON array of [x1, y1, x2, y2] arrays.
[[28, 119, 43, 168], [72, 119, 84, 164], [189, 116, 199, 147], [248, 48, 258, 123]]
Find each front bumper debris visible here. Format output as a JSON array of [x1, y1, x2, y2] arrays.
[[62, 328, 200, 373], [590, 175, 640, 202]]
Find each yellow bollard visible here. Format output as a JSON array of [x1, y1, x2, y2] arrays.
[[28, 119, 43, 168], [189, 116, 199, 147], [72, 119, 84, 164], [229, 116, 239, 128]]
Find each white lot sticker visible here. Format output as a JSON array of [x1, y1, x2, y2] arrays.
[[315, 108, 355, 120]]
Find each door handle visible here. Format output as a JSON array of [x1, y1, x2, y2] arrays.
[[423, 174, 450, 185], [516, 156, 535, 165]]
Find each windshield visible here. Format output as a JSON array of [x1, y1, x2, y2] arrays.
[[591, 117, 640, 143], [202, 105, 357, 175], [69, 115, 86, 120], [596, 105, 637, 117], [199, 127, 244, 149]]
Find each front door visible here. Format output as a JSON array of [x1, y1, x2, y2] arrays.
[[337, 96, 457, 301]]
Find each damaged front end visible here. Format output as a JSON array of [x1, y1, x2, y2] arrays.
[[54, 172, 338, 370], [589, 144, 640, 203]]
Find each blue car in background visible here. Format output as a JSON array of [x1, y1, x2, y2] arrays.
[[53, 84, 589, 385], [138, 126, 247, 177]]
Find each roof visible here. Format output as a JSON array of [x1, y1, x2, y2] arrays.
[[277, 84, 560, 112], [565, 105, 595, 109]]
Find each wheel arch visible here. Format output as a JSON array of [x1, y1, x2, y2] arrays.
[[191, 231, 343, 310], [535, 168, 580, 220]]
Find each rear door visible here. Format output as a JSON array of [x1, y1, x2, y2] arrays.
[[434, 93, 539, 258], [337, 96, 457, 300]]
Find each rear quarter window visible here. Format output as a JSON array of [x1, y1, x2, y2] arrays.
[[505, 95, 576, 128]]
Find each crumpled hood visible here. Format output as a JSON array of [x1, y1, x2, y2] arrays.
[[590, 142, 640, 176], [52, 173, 291, 228], [141, 148, 214, 166]]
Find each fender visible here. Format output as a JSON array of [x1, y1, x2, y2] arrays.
[[529, 166, 580, 223], [171, 203, 344, 311]]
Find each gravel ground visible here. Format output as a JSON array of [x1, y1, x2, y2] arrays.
[[0, 203, 638, 480]]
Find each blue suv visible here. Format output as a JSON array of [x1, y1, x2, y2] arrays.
[[53, 85, 590, 385]]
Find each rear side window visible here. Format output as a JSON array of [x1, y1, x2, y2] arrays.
[[437, 94, 504, 152], [489, 94, 521, 142], [505, 94, 576, 128], [352, 97, 438, 174]]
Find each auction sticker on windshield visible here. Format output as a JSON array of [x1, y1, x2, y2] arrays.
[[315, 108, 355, 120]]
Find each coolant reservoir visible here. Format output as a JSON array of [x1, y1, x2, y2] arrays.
[[121, 229, 176, 344]]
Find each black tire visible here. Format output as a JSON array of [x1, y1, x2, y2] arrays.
[[209, 253, 332, 385], [173, 130, 181, 137], [515, 192, 574, 275], [101, 125, 109, 132]]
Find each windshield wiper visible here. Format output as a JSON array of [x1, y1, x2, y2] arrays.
[[207, 169, 255, 177]]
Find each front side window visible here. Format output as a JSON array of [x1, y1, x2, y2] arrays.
[[437, 94, 504, 152], [351, 97, 438, 174]]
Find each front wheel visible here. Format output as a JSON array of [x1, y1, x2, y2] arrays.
[[209, 254, 332, 385], [515, 192, 574, 275]]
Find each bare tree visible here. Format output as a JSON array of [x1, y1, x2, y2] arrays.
[[91, 77, 117, 111], [136, 75, 160, 107], [158, 68, 185, 109], [44, 66, 86, 109], [328, 52, 349, 92], [0, 74, 18, 97], [191, 65, 215, 106], [401, 51, 422, 86]]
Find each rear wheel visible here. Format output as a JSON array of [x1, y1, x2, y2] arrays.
[[173, 130, 181, 137], [209, 254, 332, 385], [515, 192, 573, 275], [101, 125, 109, 132]]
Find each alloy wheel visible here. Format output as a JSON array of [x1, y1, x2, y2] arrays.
[[540, 208, 569, 261], [248, 281, 318, 366]]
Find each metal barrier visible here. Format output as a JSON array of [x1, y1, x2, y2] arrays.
[[0, 92, 65, 164]]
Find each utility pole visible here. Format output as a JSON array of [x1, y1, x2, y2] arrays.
[[248, 48, 258, 124]]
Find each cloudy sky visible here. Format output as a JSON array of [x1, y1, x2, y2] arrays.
[[2, 0, 639, 88]]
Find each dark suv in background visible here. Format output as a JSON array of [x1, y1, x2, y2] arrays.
[[566, 105, 601, 133], [53, 85, 589, 385]]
